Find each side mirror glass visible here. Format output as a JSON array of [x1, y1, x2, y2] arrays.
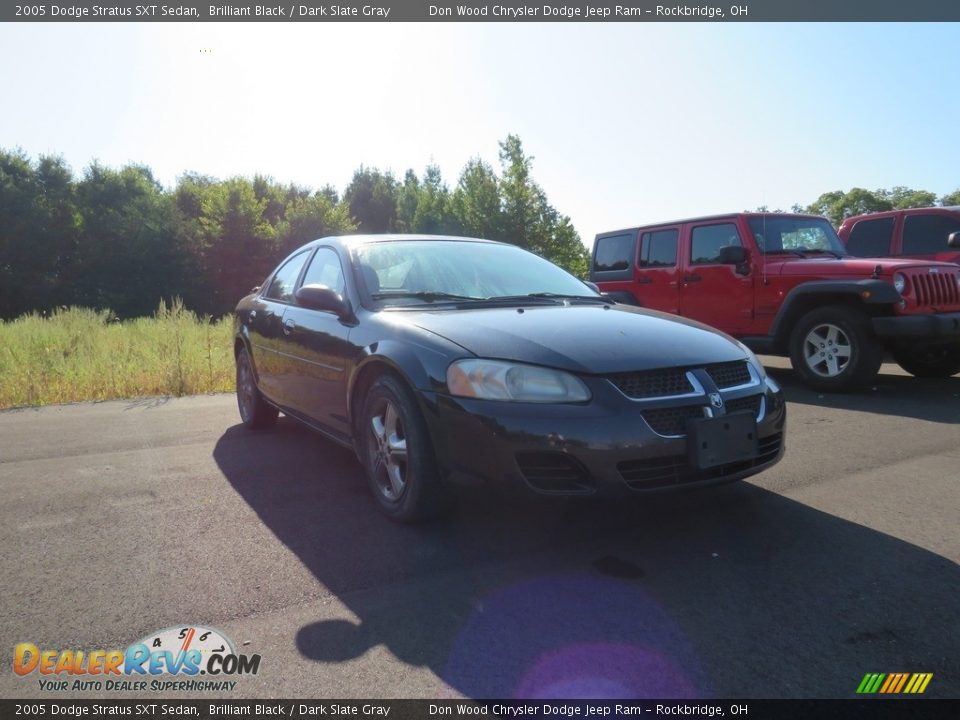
[[719, 245, 748, 265], [948, 231, 960, 249]]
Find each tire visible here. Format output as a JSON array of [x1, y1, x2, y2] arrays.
[[892, 345, 960, 378], [788, 305, 883, 392], [360, 374, 445, 523], [236, 345, 279, 430]]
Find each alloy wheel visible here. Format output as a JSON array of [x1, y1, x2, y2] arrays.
[[369, 399, 409, 502], [802, 323, 852, 378]]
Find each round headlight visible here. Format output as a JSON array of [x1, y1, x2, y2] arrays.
[[893, 272, 907, 294]]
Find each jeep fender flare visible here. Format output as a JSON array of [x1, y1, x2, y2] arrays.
[[768, 280, 900, 352]]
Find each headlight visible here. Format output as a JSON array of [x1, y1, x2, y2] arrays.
[[735, 341, 767, 381], [893, 272, 907, 294], [446, 359, 591, 403]]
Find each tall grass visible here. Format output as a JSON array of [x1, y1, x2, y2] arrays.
[[0, 300, 235, 409]]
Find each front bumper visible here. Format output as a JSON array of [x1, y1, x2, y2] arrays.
[[872, 312, 960, 339], [419, 374, 786, 497]]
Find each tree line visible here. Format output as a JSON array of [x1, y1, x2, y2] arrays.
[[764, 186, 960, 227], [2, 135, 958, 321], [0, 135, 588, 320]]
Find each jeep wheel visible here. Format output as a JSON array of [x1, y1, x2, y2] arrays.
[[788, 306, 883, 392], [892, 345, 960, 378]]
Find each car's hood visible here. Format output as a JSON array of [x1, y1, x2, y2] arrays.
[[403, 303, 747, 374], [772, 256, 957, 277]]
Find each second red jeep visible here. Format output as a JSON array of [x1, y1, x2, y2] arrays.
[[590, 213, 960, 391]]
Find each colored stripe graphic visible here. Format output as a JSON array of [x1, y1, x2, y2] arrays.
[[857, 673, 932, 694]]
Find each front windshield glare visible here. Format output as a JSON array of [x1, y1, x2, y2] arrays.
[[748, 217, 847, 255], [353, 240, 594, 302]]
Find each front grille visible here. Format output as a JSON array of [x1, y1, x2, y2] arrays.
[[724, 393, 763, 418], [909, 270, 960, 308], [618, 432, 783, 491], [515, 452, 595, 494], [705, 361, 752, 388], [608, 368, 693, 399], [642, 405, 705, 436]]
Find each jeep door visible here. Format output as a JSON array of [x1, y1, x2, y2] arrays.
[[679, 221, 754, 333]]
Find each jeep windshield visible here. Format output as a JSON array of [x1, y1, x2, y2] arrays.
[[748, 216, 848, 257]]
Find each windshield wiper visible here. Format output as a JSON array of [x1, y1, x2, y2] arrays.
[[485, 292, 608, 304], [764, 249, 806, 257], [371, 291, 481, 302]]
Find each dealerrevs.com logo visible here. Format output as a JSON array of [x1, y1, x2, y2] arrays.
[[14, 625, 261, 692]]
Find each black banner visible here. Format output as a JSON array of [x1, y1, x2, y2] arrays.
[[4, 1, 960, 23], [0, 700, 958, 720]]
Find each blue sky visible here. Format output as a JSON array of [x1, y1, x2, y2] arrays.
[[1, 22, 957, 245]]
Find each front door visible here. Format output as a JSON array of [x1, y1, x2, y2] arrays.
[[679, 221, 754, 334]]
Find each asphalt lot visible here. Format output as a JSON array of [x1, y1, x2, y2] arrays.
[[0, 358, 958, 700]]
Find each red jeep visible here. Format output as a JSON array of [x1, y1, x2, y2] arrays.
[[838, 206, 960, 265], [590, 213, 960, 391]]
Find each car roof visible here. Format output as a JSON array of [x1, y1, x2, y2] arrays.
[[315, 233, 505, 248], [595, 212, 827, 238]]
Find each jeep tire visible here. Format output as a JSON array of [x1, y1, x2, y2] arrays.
[[788, 305, 883, 392], [892, 345, 960, 378]]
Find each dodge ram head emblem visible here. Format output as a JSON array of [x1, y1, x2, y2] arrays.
[[709, 393, 724, 409]]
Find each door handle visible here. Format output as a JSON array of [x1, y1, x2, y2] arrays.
[[683, 274, 702, 283], [636, 277, 653, 285], [283, 318, 296, 335]]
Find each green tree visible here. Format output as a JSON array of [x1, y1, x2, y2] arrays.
[[343, 167, 398, 233], [877, 186, 937, 209], [450, 158, 503, 239], [940, 189, 960, 206], [0, 150, 81, 318], [805, 188, 892, 226]]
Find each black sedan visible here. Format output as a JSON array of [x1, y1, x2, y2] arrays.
[[234, 235, 785, 522]]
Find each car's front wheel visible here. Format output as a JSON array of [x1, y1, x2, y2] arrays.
[[892, 344, 960, 378], [236, 345, 279, 429], [788, 306, 883, 392], [360, 374, 444, 522]]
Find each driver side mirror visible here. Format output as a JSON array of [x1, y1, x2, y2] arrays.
[[719, 245, 748, 264], [948, 231, 960, 249], [295, 284, 353, 321]]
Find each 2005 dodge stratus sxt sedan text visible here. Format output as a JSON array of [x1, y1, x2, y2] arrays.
[[234, 235, 786, 521]]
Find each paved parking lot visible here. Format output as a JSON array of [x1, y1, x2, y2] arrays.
[[0, 359, 957, 699]]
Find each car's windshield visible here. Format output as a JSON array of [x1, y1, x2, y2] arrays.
[[352, 240, 597, 305], [748, 216, 847, 256]]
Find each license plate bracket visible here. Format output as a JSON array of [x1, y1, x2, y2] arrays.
[[687, 410, 758, 469]]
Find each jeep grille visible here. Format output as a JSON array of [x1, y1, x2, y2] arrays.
[[907, 268, 960, 309]]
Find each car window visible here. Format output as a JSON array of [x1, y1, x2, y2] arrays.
[[301, 247, 345, 294], [640, 229, 678, 267], [593, 233, 635, 272], [264, 250, 311, 302], [902, 214, 960, 255], [690, 223, 742, 264], [847, 217, 894, 257]]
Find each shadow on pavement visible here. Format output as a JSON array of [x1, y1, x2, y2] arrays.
[[213, 418, 959, 698], [767, 365, 960, 424]]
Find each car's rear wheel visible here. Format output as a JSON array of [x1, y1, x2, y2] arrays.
[[361, 374, 443, 522], [892, 344, 960, 378], [236, 346, 279, 429], [789, 306, 883, 392]]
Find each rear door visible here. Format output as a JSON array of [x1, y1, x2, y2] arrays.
[[634, 227, 681, 314], [679, 220, 753, 333], [249, 249, 313, 402], [845, 216, 896, 257]]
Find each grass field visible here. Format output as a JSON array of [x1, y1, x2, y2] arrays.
[[0, 301, 235, 410]]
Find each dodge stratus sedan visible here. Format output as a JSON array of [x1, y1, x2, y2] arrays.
[[234, 235, 786, 521]]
